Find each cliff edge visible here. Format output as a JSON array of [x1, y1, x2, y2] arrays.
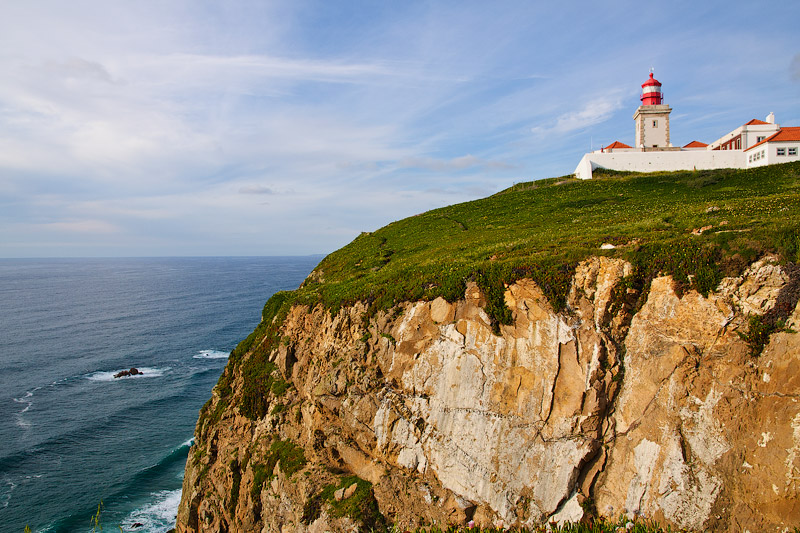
[[177, 163, 800, 532]]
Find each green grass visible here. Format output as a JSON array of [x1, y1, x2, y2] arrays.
[[260, 162, 800, 329], [252, 438, 307, 491], [302, 475, 387, 530], [215, 162, 800, 417]]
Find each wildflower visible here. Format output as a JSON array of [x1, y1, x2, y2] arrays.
[[467, 520, 475, 529], [626, 521, 634, 531]]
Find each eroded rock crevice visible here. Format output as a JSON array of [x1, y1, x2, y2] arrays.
[[177, 256, 800, 533]]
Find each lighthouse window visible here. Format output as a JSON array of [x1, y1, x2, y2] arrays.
[[652, 120, 658, 127], [757, 136, 766, 142], [789, 147, 798, 156], [777, 148, 786, 156]]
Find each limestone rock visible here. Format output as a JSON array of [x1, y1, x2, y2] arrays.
[[176, 256, 800, 533]]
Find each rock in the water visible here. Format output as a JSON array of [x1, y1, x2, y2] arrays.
[[114, 367, 140, 378]]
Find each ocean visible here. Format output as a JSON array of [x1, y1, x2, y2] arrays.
[[0, 256, 320, 532]]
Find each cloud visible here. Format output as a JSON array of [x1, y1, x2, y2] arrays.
[[0, 1, 798, 257], [45, 57, 115, 83], [41, 219, 119, 234], [238, 185, 276, 195], [398, 154, 514, 172], [531, 95, 625, 137], [146, 53, 398, 85]]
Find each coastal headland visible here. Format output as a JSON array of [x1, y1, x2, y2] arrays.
[[177, 162, 800, 532]]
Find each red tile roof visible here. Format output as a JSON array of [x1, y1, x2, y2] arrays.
[[745, 127, 800, 151], [683, 140, 708, 148], [745, 119, 770, 126], [604, 141, 632, 150]]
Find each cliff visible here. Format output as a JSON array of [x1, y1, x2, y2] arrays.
[[177, 163, 800, 532]]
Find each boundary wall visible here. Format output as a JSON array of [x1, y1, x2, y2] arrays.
[[574, 150, 746, 180]]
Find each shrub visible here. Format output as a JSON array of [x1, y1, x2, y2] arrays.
[[302, 475, 386, 531]]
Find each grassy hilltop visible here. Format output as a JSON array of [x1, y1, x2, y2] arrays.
[[297, 162, 798, 318], [228, 161, 800, 369], [196, 163, 800, 533]]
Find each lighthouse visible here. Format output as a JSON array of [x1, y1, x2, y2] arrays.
[[633, 72, 672, 148]]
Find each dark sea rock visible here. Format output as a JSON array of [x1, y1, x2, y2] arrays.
[[114, 367, 140, 378]]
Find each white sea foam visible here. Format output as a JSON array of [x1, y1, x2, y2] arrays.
[[1, 477, 15, 509], [122, 488, 182, 532], [86, 367, 168, 382], [13, 389, 37, 429], [180, 437, 196, 448], [193, 349, 229, 359]]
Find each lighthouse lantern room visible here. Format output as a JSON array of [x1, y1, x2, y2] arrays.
[[633, 71, 672, 148], [640, 72, 663, 105]]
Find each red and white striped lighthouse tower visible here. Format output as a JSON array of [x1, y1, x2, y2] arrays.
[[633, 70, 672, 148], [640, 72, 663, 105]]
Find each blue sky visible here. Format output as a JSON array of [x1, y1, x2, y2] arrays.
[[1, 1, 798, 257]]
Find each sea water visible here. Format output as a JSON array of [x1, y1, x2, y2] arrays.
[[0, 256, 320, 532]]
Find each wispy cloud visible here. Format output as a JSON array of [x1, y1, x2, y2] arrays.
[[238, 185, 276, 195], [531, 95, 625, 137], [398, 155, 515, 172], [0, 1, 798, 257], [44, 57, 116, 83], [40, 220, 120, 234]]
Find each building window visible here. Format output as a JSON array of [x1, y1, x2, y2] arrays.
[[652, 120, 658, 128], [777, 148, 786, 156], [749, 155, 753, 162], [757, 136, 766, 142], [790, 147, 798, 156]]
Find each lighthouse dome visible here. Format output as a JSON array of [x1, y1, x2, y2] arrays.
[[641, 72, 663, 105]]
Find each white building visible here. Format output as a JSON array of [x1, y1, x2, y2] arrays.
[[707, 115, 779, 151], [574, 73, 798, 180], [744, 127, 800, 167]]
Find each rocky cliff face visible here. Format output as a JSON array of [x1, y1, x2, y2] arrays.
[[176, 256, 800, 532]]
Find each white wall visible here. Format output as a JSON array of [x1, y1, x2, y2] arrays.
[[747, 142, 800, 167], [574, 150, 746, 180]]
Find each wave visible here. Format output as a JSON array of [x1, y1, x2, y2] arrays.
[[12, 388, 38, 429], [86, 367, 168, 382], [1, 476, 15, 509], [193, 349, 229, 359], [121, 488, 183, 533], [100, 439, 192, 531], [34, 437, 193, 532]]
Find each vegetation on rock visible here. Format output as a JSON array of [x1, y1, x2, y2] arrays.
[[302, 475, 386, 531], [185, 162, 800, 532], [242, 161, 799, 346]]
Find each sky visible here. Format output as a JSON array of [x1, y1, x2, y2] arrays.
[[1, 1, 798, 258]]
